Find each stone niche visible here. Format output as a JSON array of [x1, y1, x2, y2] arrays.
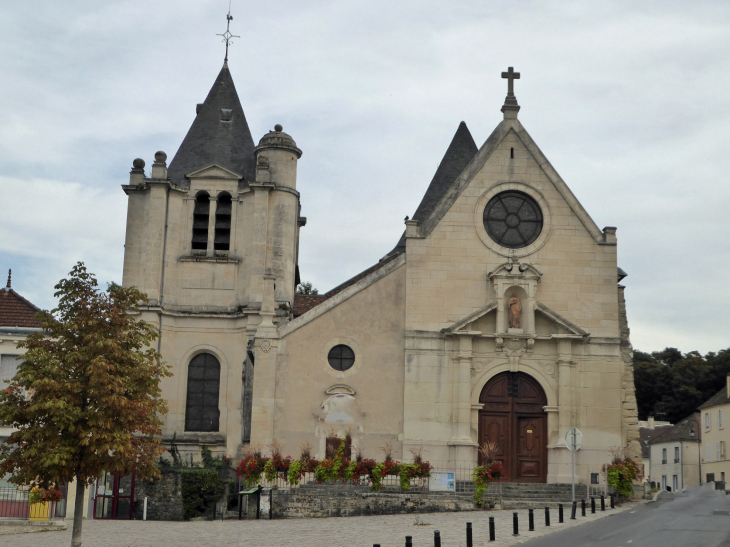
[[487, 259, 542, 335]]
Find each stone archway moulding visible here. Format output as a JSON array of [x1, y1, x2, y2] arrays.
[[471, 362, 557, 408]]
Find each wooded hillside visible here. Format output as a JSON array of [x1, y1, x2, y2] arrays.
[[633, 347, 730, 424]]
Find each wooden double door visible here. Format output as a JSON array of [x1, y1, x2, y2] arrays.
[[478, 372, 547, 483]]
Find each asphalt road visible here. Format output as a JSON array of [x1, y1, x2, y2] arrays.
[[520, 483, 730, 547]]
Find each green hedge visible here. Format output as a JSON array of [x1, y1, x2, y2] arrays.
[[180, 468, 224, 520]]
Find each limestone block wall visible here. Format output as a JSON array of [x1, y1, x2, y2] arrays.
[[404, 129, 619, 338], [138, 309, 248, 457], [272, 485, 483, 519], [132, 470, 184, 521], [272, 263, 407, 461]]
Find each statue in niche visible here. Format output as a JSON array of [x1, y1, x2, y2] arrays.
[[508, 292, 522, 329]]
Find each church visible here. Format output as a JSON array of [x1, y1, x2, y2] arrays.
[[121, 58, 641, 484]]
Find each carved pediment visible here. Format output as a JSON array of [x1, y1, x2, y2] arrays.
[[443, 301, 497, 334], [535, 302, 588, 337], [186, 163, 242, 180]]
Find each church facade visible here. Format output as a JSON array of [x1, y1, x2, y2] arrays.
[[121, 62, 641, 483]]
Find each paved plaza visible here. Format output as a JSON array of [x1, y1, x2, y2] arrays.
[[2, 501, 639, 547]]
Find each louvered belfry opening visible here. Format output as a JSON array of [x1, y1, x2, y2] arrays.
[[191, 192, 210, 250], [214, 192, 232, 252], [185, 353, 221, 432]]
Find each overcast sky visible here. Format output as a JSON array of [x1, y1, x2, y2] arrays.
[[1, 1, 729, 355]]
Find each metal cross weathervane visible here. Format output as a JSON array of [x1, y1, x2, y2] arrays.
[[217, 3, 240, 62]]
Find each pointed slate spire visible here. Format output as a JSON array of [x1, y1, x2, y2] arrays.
[[390, 121, 478, 254], [411, 121, 478, 223], [167, 64, 256, 187]]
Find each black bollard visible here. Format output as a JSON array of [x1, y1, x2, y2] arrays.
[[545, 506, 550, 527], [434, 530, 441, 547], [581, 498, 586, 517], [513, 512, 519, 536], [610, 493, 615, 509], [570, 501, 577, 520], [529, 508, 535, 531], [489, 516, 496, 542], [559, 503, 564, 523], [406, 536, 412, 547], [466, 522, 473, 547], [601, 495, 605, 511], [591, 496, 596, 514]]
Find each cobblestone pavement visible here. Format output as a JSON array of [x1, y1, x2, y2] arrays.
[[4, 501, 640, 547], [0, 524, 65, 536]]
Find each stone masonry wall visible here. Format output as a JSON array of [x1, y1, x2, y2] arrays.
[[133, 469, 184, 521], [618, 286, 642, 462], [272, 485, 487, 519]]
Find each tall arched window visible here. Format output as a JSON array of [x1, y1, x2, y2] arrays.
[[185, 353, 220, 432], [191, 192, 210, 251], [214, 192, 232, 252]]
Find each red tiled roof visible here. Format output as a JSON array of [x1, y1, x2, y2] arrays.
[[292, 253, 402, 318], [292, 294, 328, 317], [0, 288, 42, 328]]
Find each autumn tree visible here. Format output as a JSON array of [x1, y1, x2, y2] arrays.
[[0, 263, 171, 547]]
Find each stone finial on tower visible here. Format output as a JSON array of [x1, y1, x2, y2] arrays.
[[151, 151, 168, 179], [254, 125, 302, 189], [501, 66, 521, 119], [5, 269, 10, 292], [130, 158, 146, 185]]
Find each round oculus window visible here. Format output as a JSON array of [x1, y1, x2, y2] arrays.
[[483, 191, 543, 249], [327, 344, 355, 372]]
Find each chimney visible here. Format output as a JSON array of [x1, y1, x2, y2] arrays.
[[648, 415, 655, 429]]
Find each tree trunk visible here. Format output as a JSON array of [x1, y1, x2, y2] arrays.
[[71, 476, 85, 547]]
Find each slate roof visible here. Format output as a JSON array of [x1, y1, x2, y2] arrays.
[[699, 386, 730, 410], [0, 288, 42, 328], [639, 425, 674, 458], [648, 413, 701, 445], [391, 121, 478, 253], [167, 63, 256, 189]]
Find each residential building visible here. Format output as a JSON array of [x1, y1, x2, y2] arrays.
[[698, 376, 730, 485], [639, 416, 673, 482], [648, 413, 701, 491]]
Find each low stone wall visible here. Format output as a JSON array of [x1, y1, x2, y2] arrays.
[[133, 469, 184, 521], [272, 485, 488, 519]]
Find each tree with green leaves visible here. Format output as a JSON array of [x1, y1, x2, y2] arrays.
[[0, 263, 171, 547], [296, 281, 319, 295]]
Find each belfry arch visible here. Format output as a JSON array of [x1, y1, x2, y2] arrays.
[[478, 371, 547, 483]]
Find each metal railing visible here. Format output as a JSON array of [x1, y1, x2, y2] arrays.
[[0, 486, 66, 520]]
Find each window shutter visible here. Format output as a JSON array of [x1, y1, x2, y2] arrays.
[[716, 441, 721, 460], [707, 444, 711, 462]]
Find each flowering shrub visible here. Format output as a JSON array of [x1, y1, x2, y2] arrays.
[[472, 461, 506, 505], [237, 454, 266, 487], [264, 455, 292, 483], [238, 438, 432, 492], [603, 458, 641, 498], [399, 462, 432, 491], [28, 486, 63, 504]]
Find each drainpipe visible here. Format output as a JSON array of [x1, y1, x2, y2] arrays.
[[157, 183, 171, 354]]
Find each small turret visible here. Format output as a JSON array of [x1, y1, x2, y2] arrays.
[[254, 124, 302, 189]]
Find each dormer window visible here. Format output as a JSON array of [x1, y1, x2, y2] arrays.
[[191, 191, 210, 251], [214, 192, 232, 252]]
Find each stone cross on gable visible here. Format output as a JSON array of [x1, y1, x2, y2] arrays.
[[501, 67, 520, 96], [500, 66, 521, 118]]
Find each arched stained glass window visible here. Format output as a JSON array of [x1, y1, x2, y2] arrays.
[[185, 353, 220, 432]]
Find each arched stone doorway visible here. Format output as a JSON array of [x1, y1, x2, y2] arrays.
[[478, 372, 547, 483]]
